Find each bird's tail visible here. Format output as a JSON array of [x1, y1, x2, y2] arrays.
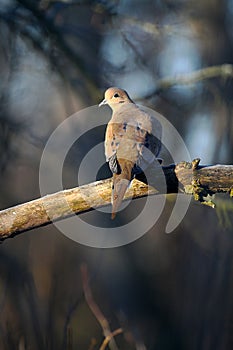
[[111, 159, 133, 219], [111, 178, 130, 219]]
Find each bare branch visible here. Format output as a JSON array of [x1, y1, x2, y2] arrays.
[[146, 64, 233, 96], [99, 328, 123, 350], [0, 160, 232, 241], [81, 263, 120, 350]]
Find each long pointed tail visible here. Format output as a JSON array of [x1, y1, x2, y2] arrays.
[[111, 158, 134, 219], [111, 178, 130, 219]]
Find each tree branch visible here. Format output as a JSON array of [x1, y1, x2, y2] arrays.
[[148, 64, 233, 95], [81, 263, 122, 350], [0, 159, 232, 241]]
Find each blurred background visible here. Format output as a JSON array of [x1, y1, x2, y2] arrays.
[[0, 0, 233, 349]]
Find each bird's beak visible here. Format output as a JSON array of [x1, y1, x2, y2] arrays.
[[99, 99, 107, 107]]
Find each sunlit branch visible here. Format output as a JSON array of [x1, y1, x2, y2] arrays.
[[0, 160, 232, 241]]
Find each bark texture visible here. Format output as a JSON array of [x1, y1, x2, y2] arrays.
[[0, 159, 232, 240]]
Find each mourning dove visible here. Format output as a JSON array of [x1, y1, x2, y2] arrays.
[[99, 87, 162, 219]]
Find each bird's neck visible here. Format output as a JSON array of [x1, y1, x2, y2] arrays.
[[111, 101, 135, 112]]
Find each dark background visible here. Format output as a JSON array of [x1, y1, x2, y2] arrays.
[[0, 0, 233, 349]]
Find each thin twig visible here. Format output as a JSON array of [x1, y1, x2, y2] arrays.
[[80, 263, 119, 350], [99, 328, 123, 350]]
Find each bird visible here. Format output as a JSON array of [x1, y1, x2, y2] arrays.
[[99, 87, 162, 219]]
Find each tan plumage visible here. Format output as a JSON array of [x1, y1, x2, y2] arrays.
[[99, 87, 162, 219]]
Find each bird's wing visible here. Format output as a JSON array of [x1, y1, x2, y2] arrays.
[[105, 105, 162, 174], [150, 113, 162, 157], [105, 121, 116, 162], [105, 119, 138, 174], [127, 108, 162, 174], [135, 112, 162, 172], [105, 122, 119, 173]]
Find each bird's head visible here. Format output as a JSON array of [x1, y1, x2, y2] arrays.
[[99, 87, 133, 110]]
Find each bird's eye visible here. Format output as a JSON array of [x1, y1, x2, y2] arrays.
[[113, 93, 119, 98]]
